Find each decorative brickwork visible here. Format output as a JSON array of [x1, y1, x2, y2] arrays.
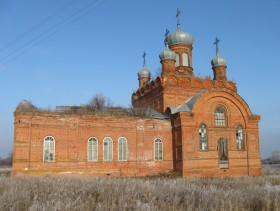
[[13, 17, 261, 177], [13, 114, 173, 176]]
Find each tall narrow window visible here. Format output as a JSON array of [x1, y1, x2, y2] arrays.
[[218, 138, 229, 169], [118, 137, 127, 161], [103, 137, 113, 161], [154, 138, 163, 161], [236, 125, 244, 150], [218, 139, 228, 161], [199, 124, 208, 150], [43, 136, 55, 162], [182, 53, 189, 66], [175, 54, 179, 67], [88, 137, 98, 161], [215, 106, 226, 127]]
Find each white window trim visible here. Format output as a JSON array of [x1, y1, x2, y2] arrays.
[[43, 136, 55, 162], [154, 138, 163, 161], [103, 137, 113, 162], [199, 124, 208, 151], [118, 137, 128, 161], [236, 125, 244, 150], [214, 106, 227, 127], [88, 137, 98, 162]]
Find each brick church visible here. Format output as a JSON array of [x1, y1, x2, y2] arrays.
[[13, 11, 261, 177]]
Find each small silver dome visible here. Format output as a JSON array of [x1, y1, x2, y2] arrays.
[[211, 55, 227, 67], [138, 67, 151, 78], [167, 28, 194, 46], [159, 46, 176, 60]]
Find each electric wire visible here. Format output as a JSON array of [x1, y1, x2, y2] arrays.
[[0, 0, 77, 53], [0, 0, 101, 63], [0, 0, 109, 67]]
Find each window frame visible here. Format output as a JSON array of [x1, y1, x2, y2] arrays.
[[88, 137, 98, 162], [43, 136, 55, 162], [154, 138, 163, 161], [118, 137, 128, 161], [236, 125, 245, 150], [103, 137, 113, 162], [218, 138, 229, 161], [199, 124, 208, 151], [214, 106, 227, 127]]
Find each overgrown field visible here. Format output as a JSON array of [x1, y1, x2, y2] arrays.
[[0, 173, 280, 211]]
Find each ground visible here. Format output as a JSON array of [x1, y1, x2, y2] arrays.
[[0, 165, 279, 210]]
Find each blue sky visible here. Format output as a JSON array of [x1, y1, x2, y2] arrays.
[[0, 0, 279, 158]]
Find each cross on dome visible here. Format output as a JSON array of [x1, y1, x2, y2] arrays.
[[176, 8, 181, 30], [164, 28, 169, 46], [214, 37, 220, 55], [143, 51, 146, 67]]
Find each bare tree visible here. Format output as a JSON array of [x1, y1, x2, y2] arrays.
[[15, 100, 37, 112], [0, 151, 12, 166], [88, 93, 113, 112]]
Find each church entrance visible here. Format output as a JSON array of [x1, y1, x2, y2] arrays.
[[218, 138, 229, 169]]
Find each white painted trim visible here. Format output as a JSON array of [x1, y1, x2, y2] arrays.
[[118, 137, 128, 161], [154, 138, 163, 161], [103, 137, 113, 161], [43, 136, 55, 162], [87, 137, 98, 162]]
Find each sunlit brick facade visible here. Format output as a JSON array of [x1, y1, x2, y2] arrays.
[[13, 15, 261, 177]]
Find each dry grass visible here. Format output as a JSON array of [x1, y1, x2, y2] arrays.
[[0, 173, 280, 211]]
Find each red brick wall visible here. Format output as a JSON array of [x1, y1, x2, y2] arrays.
[[132, 76, 237, 114], [176, 89, 261, 177], [13, 86, 262, 178], [13, 113, 173, 176]]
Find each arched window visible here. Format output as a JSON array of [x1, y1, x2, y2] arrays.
[[154, 138, 163, 161], [118, 137, 127, 161], [43, 136, 55, 162], [236, 125, 244, 150], [175, 54, 179, 67], [88, 137, 98, 161], [199, 124, 208, 150], [182, 53, 189, 66], [215, 106, 226, 127], [103, 137, 113, 161]]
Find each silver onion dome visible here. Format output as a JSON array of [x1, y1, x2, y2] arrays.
[[138, 67, 151, 78], [211, 55, 227, 67], [159, 46, 176, 61], [167, 28, 194, 46]]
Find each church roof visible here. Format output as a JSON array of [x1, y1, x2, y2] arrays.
[[211, 54, 227, 67], [138, 67, 151, 78], [127, 108, 170, 120], [166, 9, 194, 46], [170, 90, 206, 114], [167, 28, 194, 46], [159, 46, 176, 61]]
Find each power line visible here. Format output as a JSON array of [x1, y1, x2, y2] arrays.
[[0, 0, 100, 63], [0, 0, 109, 67], [0, 0, 77, 53]]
